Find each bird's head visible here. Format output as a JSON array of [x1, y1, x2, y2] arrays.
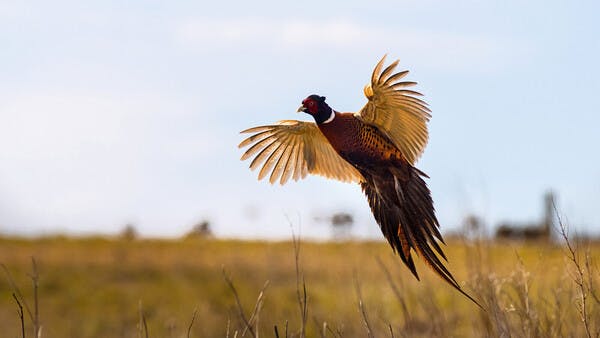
[[297, 95, 333, 124]]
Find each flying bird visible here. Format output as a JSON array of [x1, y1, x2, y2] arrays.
[[238, 55, 479, 305]]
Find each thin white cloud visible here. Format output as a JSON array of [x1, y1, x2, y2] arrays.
[[174, 17, 381, 47], [280, 20, 365, 46], [174, 17, 528, 73], [176, 18, 271, 45]]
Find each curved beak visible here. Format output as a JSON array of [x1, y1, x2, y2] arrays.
[[296, 104, 306, 113]]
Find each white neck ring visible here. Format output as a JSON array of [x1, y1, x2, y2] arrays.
[[322, 108, 335, 124]]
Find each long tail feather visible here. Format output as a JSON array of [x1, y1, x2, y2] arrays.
[[361, 165, 484, 309]]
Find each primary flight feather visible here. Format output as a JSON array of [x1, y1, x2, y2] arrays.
[[238, 55, 480, 306]]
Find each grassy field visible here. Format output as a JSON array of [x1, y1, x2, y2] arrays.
[[0, 233, 598, 337]]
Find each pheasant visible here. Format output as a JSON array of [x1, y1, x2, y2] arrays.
[[239, 55, 479, 306]]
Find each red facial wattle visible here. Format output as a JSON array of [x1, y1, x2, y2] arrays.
[[302, 98, 318, 114]]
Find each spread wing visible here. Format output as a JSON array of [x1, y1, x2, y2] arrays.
[[239, 120, 364, 185], [357, 55, 431, 164]]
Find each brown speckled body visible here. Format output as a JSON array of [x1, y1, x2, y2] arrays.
[[317, 110, 431, 279], [317, 112, 407, 172]]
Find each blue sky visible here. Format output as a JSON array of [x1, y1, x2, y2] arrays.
[[1, 1, 599, 238]]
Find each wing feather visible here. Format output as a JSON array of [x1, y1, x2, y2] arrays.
[[241, 132, 278, 161], [293, 140, 305, 181], [259, 140, 286, 181], [248, 139, 277, 170], [239, 120, 364, 184], [270, 140, 292, 184], [279, 140, 298, 185], [383, 70, 409, 86], [357, 55, 431, 164]]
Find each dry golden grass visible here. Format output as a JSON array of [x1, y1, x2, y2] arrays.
[[0, 233, 598, 337]]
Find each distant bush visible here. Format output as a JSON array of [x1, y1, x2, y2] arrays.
[[330, 212, 354, 240], [184, 220, 213, 239], [119, 223, 138, 241]]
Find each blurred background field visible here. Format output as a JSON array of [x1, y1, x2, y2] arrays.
[[1, 233, 598, 337]]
